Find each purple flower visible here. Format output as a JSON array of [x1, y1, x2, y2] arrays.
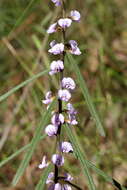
[[49, 60, 64, 75], [70, 10, 81, 22], [48, 43, 64, 55], [58, 18, 72, 29], [67, 103, 78, 125], [48, 183, 62, 190], [62, 184, 72, 190], [67, 115, 78, 125], [45, 124, 58, 136], [42, 91, 53, 105], [48, 183, 71, 190], [69, 40, 81, 55], [47, 22, 57, 34], [51, 113, 64, 126], [62, 77, 76, 90], [38, 155, 49, 169], [46, 172, 54, 184], [67, 103, 77, 115], [58, 89, 71, 102], [52, 154, 64, 166], [64, 173, 73, 182], [60, 142, 73, 153], [50, 40, 57, 47], [51, 0, 61, 6]]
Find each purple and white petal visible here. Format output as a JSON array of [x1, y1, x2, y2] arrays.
[[47, 23, 57, 34], [62, 77, 76, 90], [50, 40, 57, 48], [62, 184, 72, 190], [68, 118, 78, 125], [70, 10, 81, 22], [58, 89, 71, 102], [51, 0, 61, 6], [60, 142, 73, 153], [55, 183, 62, 190], [69, 40, 81, 55], [49, 60, 64, 75], [67, 112, 78, 125], [51, 113, 64, 126], [38, 155, 49, 169], [45, 124, 58, 136], [42, 91, 53, 105], [49, 43, 64, 55], [71, 47, 81, 55], [58, 18, 72, 29], [64, 173, 73, 182], [46, 172, 54, 184], [52, 154, 64, 167], [67, 103, 78, 125], [67, 103, 77, 115]]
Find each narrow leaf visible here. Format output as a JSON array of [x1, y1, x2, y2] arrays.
[[0, 135, 46, 168], [67, 54, 105, 137], [12, 99, 56, 186], [66, 125, 96, 190], [0, 70, 48, 102], [66, 125, 126, 190]]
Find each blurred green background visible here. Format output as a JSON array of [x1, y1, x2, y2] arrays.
[[0, 0, 127, 189]]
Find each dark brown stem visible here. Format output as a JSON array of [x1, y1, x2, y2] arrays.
[[67, 181, 83, 190], [54, 164, 59, 183], [54, 0, 66, 184], [57, 177, 83, 190]]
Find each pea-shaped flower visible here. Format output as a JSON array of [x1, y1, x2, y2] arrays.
[[49, 60, 64, 75], [45, 124, 58, 136], [47, 22, 57, 34], [38, 155, 49, 169], [70, 10, 81, 22], [62, 77, 76, 90], [42, 91, 53, 105], [58, 18, 72, 29], [69, 40, 81, 55], [51, 113, 64, 126], [67, 103, 78, 125], [52, 154, 64, 166], [51, 0, 61, 6], [46, 172, 54, 184], [60, 142, 73, 153], [48, 43, 64, 55], [48, 183, 61, 190], [64, 173, 73, 182], [58, 89, 71, 102]]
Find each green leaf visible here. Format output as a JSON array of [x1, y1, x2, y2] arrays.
[[35, 164, 53, 190], [0, 135, 46, 168], [66, 125, 96, 190], [67, 54, 105, 137], [0, 70, 48, 102], [12, 99, 56, 186], [86, 160, 127, 190], [9, 0, 41, 35], [66, 125, 126, 190]]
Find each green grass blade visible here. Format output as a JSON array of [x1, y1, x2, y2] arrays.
[[9, 0, 41, 36], [35, 164, 53, 190], [12, 99, 56, 186], [86, 160, 127, 190], [67, 54, 105, 137], [66, 125, 96, 190], [0, 70, 48, 102], [66, 125, 126, 190], [0, 135, 46, 168]]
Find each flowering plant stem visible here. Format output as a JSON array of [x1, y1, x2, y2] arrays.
[[40, 0, 84, 189]]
